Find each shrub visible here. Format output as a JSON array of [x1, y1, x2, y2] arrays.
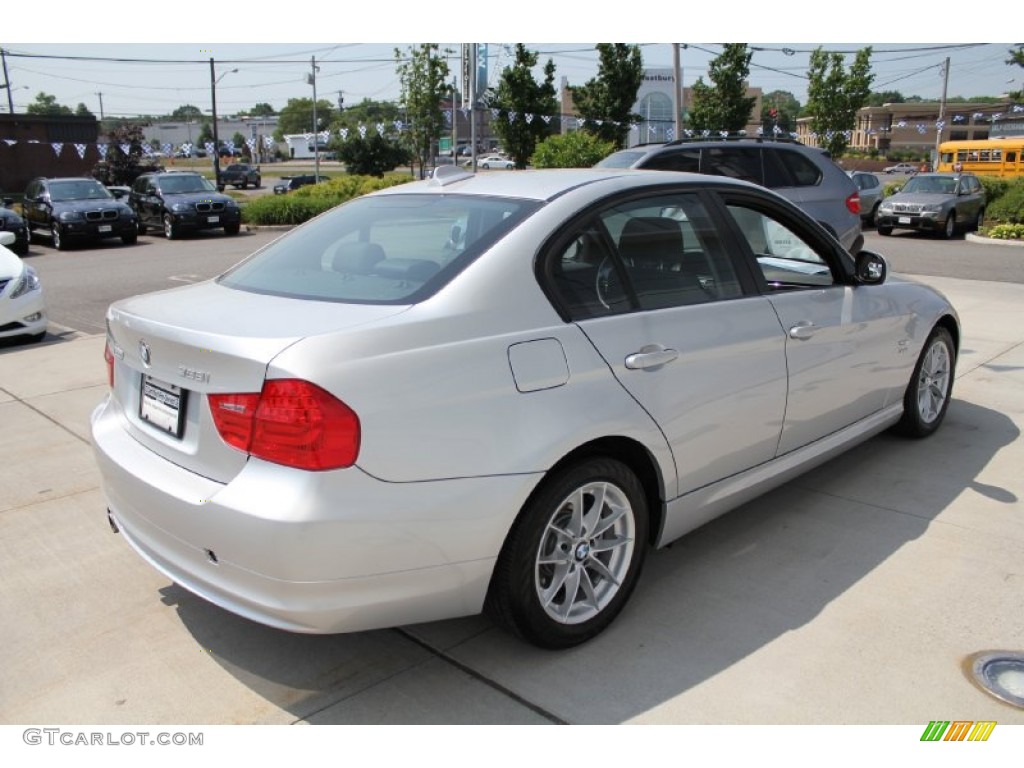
[[530, 131, 617, 168], [985, 223, 1024, 240], [987, 182, 1024, 225], [242, 175, 411, 225]]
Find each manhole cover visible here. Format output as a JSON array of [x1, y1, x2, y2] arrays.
[[967, 651, 1024, 709]]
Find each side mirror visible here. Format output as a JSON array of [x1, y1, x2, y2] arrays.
[[854, 250, 887, 285]]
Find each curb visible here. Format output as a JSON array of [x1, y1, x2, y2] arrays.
[[965, 233, 1024, 248]]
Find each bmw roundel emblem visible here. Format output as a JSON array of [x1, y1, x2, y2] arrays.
[[139, 340, 151, 367]]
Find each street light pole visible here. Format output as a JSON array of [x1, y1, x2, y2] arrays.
[[307, 56, 320, 181], [210, 59, 238, 186]]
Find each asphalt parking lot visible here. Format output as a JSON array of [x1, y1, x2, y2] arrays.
[[1, 262, 1022, 728]]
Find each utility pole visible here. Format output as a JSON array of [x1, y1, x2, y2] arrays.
[[934, 57, 950, 166], [1, 49, 13, 113], [672, 44, 682, 140], [307, 56, 320, 182], [96, 92, 105, 121]]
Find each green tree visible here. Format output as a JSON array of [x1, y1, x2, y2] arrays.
[[248, 102, 276, 117], [197, 121, 214, 149], [337, 133, 411, 177], [490, 44, 558, 169], [75, 103, 95, 118], [569, 44, 644, 148], [26, 92, 73, 116], [92, 123, 156, 185], [335, 98, 401, 129], [274, 97, 337, 141], [805, 46, 874, 157], [1008, 45, 1024, 100], [865, 90, 905, 107], [531, 130, 616, 168], [761, 90, 801, 133], [688, 44, 757, 134], [170, 104, 204, 120], [394, 43, 451, 177]]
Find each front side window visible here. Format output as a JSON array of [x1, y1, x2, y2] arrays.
[[725, 203, 836, 289], [219, 193, 539, 304], [545, 193, 743, 320]]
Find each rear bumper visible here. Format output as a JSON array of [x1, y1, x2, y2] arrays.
[[91, 396, 540, 634]]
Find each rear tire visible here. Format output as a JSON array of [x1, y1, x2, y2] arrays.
[[893, 326, 955, 438], [486, 458, 648, 649], [974, 208, 985, 232]]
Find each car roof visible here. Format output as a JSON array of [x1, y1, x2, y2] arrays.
[[372, 167, 762, 202]]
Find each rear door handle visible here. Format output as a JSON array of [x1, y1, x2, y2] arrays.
[[625, 345, 679, 370], [788, 321, 818, 341]]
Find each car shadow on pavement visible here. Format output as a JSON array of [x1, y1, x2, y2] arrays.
[[161, 397, 1018, 724]]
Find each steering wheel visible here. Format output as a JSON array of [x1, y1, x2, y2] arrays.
[[595, 256, 624, 310]]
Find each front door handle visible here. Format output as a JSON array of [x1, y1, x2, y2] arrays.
[[788, 321, 818, 341], [625, 345, 679, 370]]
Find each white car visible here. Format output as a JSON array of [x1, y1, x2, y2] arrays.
[[0, 232, 47, 343], [92, 167, 959, 649], [884, 162, 918, 174], [479, 155, 515, 169]]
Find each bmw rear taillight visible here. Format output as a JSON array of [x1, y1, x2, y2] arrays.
[[104, 342, 115, 389], [846, 191, 861, 215], [209, 380, 360, 471]]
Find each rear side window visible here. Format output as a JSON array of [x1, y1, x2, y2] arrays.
[[218, 193, 540, 304], [776, 149, 823, 187], [700, 147, 763, 185]]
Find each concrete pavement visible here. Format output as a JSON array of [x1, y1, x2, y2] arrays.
[[1, 273, 1022, 725]]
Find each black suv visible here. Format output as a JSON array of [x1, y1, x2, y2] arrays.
[[22, 177, 138, 251], [130, 171, 242, 239], [217, 163, 261, 190], [273, 174, 328, 194], [0, 199, 30, 255], [596, 137, 864, 253]]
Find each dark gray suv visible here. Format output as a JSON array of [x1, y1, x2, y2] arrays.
[[596, 138, 864, 253]]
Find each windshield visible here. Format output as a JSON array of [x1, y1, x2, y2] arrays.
[[218, 193, 541, 304], [901, 176, 957, 195], [49, 180, 113, 202], [157, 175, 216, 194]]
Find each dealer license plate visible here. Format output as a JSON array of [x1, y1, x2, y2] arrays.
[[898, 216, 912, 224], [207, 215, 219, 223], [99, 224, 113, 233], [139, 375, 187, 438]]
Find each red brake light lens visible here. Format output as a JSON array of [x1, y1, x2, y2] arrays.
[[846, 192, 861, 215], [209, 380, 360, 471], [104, 342, 115, 389]]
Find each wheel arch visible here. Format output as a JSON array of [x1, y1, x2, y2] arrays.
[[528, 436, 667, 548], [935, 313, 961, 355]]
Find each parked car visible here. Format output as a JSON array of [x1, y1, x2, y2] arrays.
[[0, 231, 47, 343], [875, 172, 985, 239], [217, 163, 261, 190], [22, 177, 138, 251], [273, 175, 328, 195], [883, 162, 918, 174], [848, 171, 883, 224], [93, 167, 959, 649], [130, 171, 242, 239], [479, 155, 515, 169], [596, 137, 864, 253], [0, 199, 30, 255]]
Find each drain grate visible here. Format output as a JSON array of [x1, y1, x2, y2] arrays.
[[967, 651, 1024, 709]]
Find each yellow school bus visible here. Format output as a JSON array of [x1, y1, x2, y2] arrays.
[[937, 138, 1024, 177]]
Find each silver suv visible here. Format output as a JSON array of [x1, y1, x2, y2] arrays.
[[596, 138, 864, 253]]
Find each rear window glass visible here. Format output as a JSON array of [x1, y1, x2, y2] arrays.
[[776, 149, 823, 187], [595, 150, 654, 169], [218, 193, 540, 304], [644, 149, 701, 173]]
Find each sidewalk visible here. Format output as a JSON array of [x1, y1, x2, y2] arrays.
[[1, 274, 1022, 725]]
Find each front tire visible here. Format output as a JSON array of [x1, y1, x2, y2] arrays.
[[939, 213, 955, 240], [51, 223, 66, 251], [121, 232, 137, 245], [163, 214, 179, 240], [486, 458, 648, 649], [223, 222, 240, 236], [894, 326, 955, 438], [877, 225, 892, 236]]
